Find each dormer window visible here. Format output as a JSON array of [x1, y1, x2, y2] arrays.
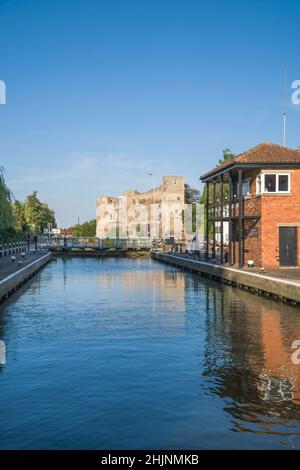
[[256, 172, 290, 194]]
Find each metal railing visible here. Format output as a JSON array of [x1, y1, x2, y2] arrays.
[[169, 242, 226, 265], [0, 241, 28, 258], [38, 237, 154, 250]]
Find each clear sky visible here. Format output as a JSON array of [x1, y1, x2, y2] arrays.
[[0, 0, 300, 227]]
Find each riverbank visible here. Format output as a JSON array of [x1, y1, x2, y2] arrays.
[[0, 251, 51, 302], [152, 251, 300, 305]]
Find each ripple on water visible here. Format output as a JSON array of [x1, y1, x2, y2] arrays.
[[0, 257, 300, 449]]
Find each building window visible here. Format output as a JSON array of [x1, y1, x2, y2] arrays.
[[264, 174, 276, 192], [242, 179, 250, 197], [257, 173, 290, 194], [257, 175, 261, 194], [232, 180, 250, 197], [278, 174, 289, 192]]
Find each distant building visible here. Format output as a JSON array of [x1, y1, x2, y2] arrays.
[[200, 142, 300, 268], [96, 176, 185, 240], [59, 227, 74, 237]]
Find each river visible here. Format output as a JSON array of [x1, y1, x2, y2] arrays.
[[0, 257, 300, 449]]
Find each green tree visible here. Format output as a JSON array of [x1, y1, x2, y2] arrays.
[[12, 200, 28, 233], [183, 184, 201, 233], [217, 148, 235, 165], [71, 219, 96, 237], [23, 191, 56, 234], [0, 166, 14, 239], [184, 183, 201, 204]]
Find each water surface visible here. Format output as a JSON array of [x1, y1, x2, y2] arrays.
[[0, 257, 300, 449]]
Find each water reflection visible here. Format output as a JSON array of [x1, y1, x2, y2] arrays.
[[0, 257, 300, 449], [203, 284, 300, 441]]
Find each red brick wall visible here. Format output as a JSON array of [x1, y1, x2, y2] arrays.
[[230, 170, 262, 267], [228, 168, 300, 268], [243, 171, 262, 266], [243, 219, 262, 266], [261, 169, 300, 268]]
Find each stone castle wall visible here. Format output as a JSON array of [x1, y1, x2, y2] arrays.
[[96, 176, 185, 240]]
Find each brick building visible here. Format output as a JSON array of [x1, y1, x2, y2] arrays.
[[200, 142, 300, 268]]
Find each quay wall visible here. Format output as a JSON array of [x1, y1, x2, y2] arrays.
[[51, 249, 151, 258], [0, 252, 51, 302], [152, 252, 300, 305]]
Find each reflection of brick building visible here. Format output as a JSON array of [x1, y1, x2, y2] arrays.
[[204, 284, 300, 422], [96, 176, 185, 240], [201, 143, 300, 268]]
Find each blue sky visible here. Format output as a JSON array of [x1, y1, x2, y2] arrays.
[[0, 0, 300, 227]]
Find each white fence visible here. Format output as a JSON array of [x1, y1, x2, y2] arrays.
[[38, 237, 154, 250]]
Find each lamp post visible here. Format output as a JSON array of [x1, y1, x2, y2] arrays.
[[148, 173, 156, 240]]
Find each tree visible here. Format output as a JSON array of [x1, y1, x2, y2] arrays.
[[182, 184, 201, 233], [0, 166, 14, 239], [23, 191, 56, 234], [12, 200, 28, 233], [218, 148, 235, 165], [71, 219, 96, 237], [184, 183, 201, 204]]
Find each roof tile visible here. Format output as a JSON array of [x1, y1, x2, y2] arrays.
[[200, 142, 300, 180]]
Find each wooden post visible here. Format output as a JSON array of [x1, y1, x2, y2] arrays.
[[220, 174, 224, 264], [212, 181, 216, 260], [205, 182, 209, 260], [238, 168, 243, 268], [228, 172, 232, 266]]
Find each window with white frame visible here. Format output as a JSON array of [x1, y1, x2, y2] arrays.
[[256, 173, 290, 194]]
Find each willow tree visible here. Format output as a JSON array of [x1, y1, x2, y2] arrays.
[[0, 166, 14, 239]]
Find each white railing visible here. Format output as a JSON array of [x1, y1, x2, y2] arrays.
[[38, 237, 154, 250]]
